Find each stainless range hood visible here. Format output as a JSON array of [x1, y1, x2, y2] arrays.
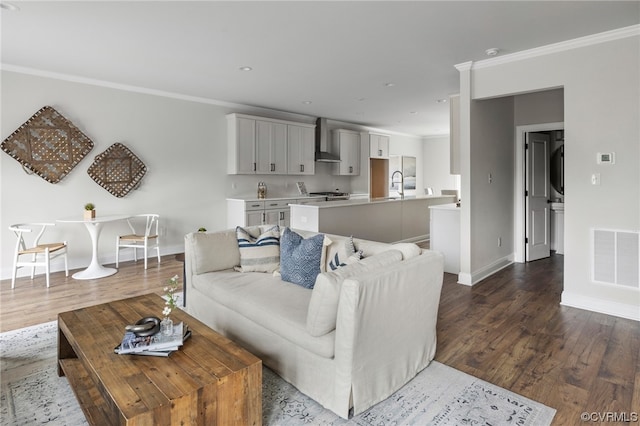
[[315, 117, 341, 162]]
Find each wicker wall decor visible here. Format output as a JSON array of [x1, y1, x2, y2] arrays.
[[87, 143, 147, 198], [1, 106, 94, 183]]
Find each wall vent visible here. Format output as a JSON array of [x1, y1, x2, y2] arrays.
[[592, 229, 639, 287]]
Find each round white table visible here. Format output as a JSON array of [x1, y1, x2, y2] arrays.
[[58, 214, 131, 279]]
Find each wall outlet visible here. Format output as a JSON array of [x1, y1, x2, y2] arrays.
[[591, 173, 601, 185]]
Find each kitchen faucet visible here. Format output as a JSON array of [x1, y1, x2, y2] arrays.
[[391, 170, 404, 199]]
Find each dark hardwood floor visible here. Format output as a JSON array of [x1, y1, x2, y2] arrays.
[[1, 253, 637, 425]]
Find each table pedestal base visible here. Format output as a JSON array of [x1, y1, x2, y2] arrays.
[[72, 265, 118, 280]]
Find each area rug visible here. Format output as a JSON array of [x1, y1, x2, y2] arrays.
[[1, 322, 556, 425]]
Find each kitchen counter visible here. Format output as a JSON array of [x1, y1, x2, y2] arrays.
[[288, 194, 454, 208], [227, 196, 325, 203], [290, 195, 456, 243]]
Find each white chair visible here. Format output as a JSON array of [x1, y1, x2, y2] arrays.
[[116, 214, 160, 269], [9, 223, 68, 288]]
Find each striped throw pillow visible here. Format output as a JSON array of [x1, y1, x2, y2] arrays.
[[235, 225, 280, 273]]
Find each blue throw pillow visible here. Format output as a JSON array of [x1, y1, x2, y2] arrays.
[[280, 228, 325, 289]]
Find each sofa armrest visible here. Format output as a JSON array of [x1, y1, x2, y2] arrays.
[[333, 251, 444, 416]]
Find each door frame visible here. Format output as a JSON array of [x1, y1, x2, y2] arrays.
[[514, 122, 564, 263]]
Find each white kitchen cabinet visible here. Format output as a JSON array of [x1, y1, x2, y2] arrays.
[[331, 129, 360, 175], [227, 198, 322, 228], [245, 210, 264, 227], [227, 200, 265, 228], [368, 133, 390, 159], [287, 124, 315, 175], [228, 115, 258, 174], [256, 120, 287, 174], [228, 113, 316, 175], [263, 199, 291, 227]]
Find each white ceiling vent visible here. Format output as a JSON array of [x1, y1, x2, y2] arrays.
[[593, 229, 639, 287]]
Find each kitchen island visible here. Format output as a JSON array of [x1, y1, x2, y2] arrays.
[[290, 195, 455, 243]]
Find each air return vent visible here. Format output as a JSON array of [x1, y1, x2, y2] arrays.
[[592, 229, 639, 287]]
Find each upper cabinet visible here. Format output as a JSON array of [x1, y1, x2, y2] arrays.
[[228, 115, 258, 174], [227, 113, 315, 175], [449, 94, 460, 175], [287, 124, 315, 175], [331, 129, 360, 176], [368, 133, 390, 159], [256, 120, 287, 174]]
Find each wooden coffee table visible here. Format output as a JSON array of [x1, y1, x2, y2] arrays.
[[58, 293, 262, 425]]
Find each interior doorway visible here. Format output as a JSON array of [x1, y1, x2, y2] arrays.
[[514, 122, 564, 263]]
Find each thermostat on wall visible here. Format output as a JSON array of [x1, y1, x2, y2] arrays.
[[597, 152, 615, 164]]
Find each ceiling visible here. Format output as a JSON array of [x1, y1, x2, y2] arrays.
[[2, 1, 639, 137]]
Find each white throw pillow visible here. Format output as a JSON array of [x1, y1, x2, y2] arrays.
[[187, 230, 240, 274], [306, 249, 404, 337]]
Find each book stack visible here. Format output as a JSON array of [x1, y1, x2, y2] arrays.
[[115, 322, 191, 357]]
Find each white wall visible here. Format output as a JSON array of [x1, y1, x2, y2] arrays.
[[422, 135, 459, 196], [0, 71, 226, 277], [459, 29, 639, 319], [0, 70, 429, 279]]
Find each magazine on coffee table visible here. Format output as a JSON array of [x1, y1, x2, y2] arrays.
[[115, 322, 188, 355]]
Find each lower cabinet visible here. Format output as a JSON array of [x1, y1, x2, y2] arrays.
[[227, 199, 296, 228]]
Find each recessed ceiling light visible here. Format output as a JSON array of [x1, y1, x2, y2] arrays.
[[0, 2, 20, 11], [485, 48, 499, 57], [239, 66, 253, 71], [436, 98, 448, 104], [384, 82, 395, 87], [302, 101, 312, 105], [409, 111, 418, 115], [357, 97, 366, 102]]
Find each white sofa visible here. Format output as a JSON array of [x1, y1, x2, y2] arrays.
[[184, 227, 444, 419]]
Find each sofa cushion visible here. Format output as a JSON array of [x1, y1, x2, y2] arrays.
[[191, 270, 335, 358], [280, 228, 325, 289], [306, 249, 404, 337], [186, 230, 240, 274], [235, 225, 280, 273], [391, 242, 422, 260]]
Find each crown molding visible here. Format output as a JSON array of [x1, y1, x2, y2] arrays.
[[454, 61, 473, 72], [472, 24, 640, 70], [0, 63, 254, 109]]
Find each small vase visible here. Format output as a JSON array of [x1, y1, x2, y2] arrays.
[[161, 316, 173, 336]]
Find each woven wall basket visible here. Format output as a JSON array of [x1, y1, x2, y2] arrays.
[[88, 143, 147, 198], [1, 106, 94, 184]]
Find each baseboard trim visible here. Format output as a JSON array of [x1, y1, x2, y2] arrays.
[[458, 255, 514, 286], [395, 234, 429, 244], [561, 291, 640, 321]]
